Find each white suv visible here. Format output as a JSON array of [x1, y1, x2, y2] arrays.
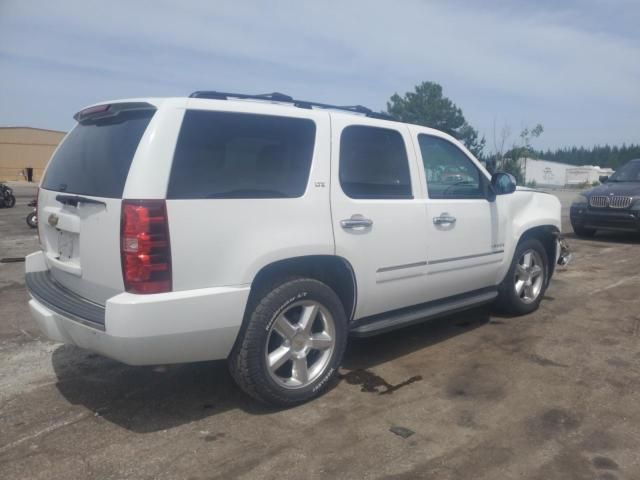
[[26, 92, 570, 405]]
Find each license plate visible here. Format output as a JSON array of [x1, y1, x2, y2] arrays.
[[58, 231, 75, 260]]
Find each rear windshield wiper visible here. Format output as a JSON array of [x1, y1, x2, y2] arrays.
[[55, 194, 107, 207]]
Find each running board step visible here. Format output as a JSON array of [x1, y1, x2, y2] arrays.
[[349, 289, 498, 337]]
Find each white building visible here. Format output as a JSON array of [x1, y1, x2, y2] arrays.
[[566, 166, 615, 186], [513, 158, 614, 187], [518, 158, 572, 187]]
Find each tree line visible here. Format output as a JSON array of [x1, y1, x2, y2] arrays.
[[532, 144, 640, 169]]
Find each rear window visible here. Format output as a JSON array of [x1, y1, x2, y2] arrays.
[[42, 108, 155, 198], [167, 110, 316, 199]]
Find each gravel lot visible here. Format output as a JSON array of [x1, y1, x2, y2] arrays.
[[1, 185, 639, 479]]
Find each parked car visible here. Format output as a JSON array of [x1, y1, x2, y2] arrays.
[[570, 158, 640, 237], [25, 92, 570, 406]]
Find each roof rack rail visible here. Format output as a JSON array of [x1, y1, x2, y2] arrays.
[[189, 90, 394, 121]]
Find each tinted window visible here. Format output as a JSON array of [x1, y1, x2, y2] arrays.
[[42, 109, 154, 198], [339, 126, 412, 199], [168, 110, 316, 199], [418, 134, 484, 199]]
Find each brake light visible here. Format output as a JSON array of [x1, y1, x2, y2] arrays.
[[73, 104, 110, 121], [120, 200, 172, 294]]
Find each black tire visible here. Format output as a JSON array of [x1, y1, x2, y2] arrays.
[[495, 238, 549, 315], [572, 224, 596, 238], [3, 194, 16, 208], [26, 212, 37, 228], [229, 277, 348, 406]]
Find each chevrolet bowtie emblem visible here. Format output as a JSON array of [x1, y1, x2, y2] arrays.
[[48, 213, 59, 227]]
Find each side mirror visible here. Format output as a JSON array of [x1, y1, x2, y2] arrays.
[[491, 172, 517, 196], [599, 175, 609, 183]]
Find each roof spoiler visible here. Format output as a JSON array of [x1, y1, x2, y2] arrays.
[[73, 102, 156, 123]]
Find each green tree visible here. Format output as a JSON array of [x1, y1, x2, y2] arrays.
[[487, 123, 544, 183], [506, 123, 544, 166], [533, 143, 640, 169], [386, 81, 486, 157]]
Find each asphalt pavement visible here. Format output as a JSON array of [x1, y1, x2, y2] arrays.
[[1, 188, 639, 479]]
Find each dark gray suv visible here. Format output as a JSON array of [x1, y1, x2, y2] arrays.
[[570, 159, 640, 236]]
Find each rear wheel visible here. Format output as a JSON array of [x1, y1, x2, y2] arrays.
[[496, 238, 549, 315], [229, 277, 347, 406], [572, 224, 596, 238], [26, 212, 37, 228]]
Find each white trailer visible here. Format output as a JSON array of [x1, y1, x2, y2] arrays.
[[518, 158, 572, 187], [566, 166, 615, 185], [513, 158, 614, 187]]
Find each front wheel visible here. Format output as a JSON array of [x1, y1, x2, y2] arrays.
[[229, 277, 347, 406], [495, 238, 549, 315]]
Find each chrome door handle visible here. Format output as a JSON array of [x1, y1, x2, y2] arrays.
[[341, 214, 373, 229], [433, 213, 457, 225]]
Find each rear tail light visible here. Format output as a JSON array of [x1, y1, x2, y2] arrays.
[[120, 200, 172, 294]]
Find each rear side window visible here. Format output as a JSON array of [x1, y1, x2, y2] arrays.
[[339, 125, 412, 199], [42, 109, 155, 198], [167, 110, 316, 199]]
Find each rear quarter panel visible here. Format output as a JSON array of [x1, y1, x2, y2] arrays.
[[166, 102, 333, 290], [123, 98, 188, 198]]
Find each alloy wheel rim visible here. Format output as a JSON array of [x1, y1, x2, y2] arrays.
[[514, 249, 544, 304], [265, 300, 336, 389]]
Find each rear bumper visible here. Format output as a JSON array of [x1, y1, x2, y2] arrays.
[[26, 251, 250, 365], [26, 270, 106, 330], [570, 207, 640, 232]]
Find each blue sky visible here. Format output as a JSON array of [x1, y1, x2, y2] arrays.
[[0, 0, 638, 152]]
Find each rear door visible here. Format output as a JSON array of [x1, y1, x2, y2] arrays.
[[330, 115, 429, 319], [38, 102, 158, 304]]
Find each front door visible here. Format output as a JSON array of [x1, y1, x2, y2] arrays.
[[413, 131, 505, 300], [330, 116, 429, 320]]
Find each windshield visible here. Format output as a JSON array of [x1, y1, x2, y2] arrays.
[[609, 160, 640, 182]]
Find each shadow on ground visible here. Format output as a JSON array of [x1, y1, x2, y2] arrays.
[[343, 307, 490, 370], [52, 307, 491, 433], [52, 346, 261, 434]]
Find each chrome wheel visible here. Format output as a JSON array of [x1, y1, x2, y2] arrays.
[[265, 300, 336, 389], [514, 249, 544, 304]]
